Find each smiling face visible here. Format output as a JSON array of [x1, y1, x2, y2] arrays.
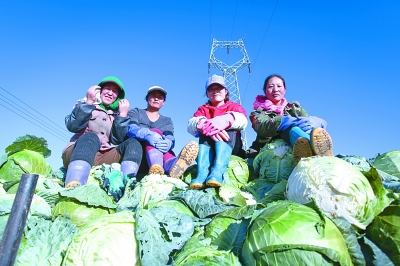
[[264, 76, 286, 104], [206, 84, 227, 106], [147, 90, 165, 110], [100, 82, 120, 106]]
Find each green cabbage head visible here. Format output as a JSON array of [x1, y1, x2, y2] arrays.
[[62, 211, 140, 265], [0, 149, 52, 183], [286, 156, 377, 230], [241, 200, 353, 266], [252, 139, 295, 183]]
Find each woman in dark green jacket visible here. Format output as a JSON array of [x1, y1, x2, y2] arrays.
[[247, 74, 333, 163]]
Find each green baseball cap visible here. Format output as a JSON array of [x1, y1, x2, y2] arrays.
[[98, 76, 125, 98]]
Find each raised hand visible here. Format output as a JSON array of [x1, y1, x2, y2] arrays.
[[86, 85, 101, 105], [118, 99, 130, 117]]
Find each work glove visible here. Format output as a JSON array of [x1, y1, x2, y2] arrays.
[[144, 131, 162, 146], [294, 116, 327, 134], [277, 116, 296, 132], [102, 169, 126, 202], [210, 130, 230, 142], [127, 125, 162, 145], [154, 135, 174, 153], [202, 114, 234, 136], [196, 118, 207, 133]]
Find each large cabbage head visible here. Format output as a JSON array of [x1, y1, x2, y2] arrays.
[[0, 149, 52, 183], [252, 139, 295, 183], [241, 200, 353, 265], [286, 156, 377, 230], [62, 211, 140, 265], [52, 184, 116, 228]]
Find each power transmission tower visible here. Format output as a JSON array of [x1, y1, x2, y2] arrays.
[[208, 38, 251, 149]]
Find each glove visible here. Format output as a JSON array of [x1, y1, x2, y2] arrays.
[[294, 116, 327, 134], [196, 118, 207, 133], [202, 114, 234, 136], [154, 135, 174, 153], [126, 125, 162, 145], [145, 131, 163, 146], [102, 170, 126, 202], [127, 124, 148, 139], [210, 130, 230, 142], [277, 116, 296, 132]]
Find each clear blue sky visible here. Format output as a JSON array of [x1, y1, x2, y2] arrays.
[[1, 0, 399, 170]]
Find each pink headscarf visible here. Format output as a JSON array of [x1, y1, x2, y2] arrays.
[[253, 95, 288, 116]]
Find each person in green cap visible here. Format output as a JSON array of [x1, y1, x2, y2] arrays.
[[62, 76, 142, 201]]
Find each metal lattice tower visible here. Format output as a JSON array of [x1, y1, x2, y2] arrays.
[[208, 38, 251, 149]]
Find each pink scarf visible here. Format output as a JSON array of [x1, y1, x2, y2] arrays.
[[253, 95, 288, 115]]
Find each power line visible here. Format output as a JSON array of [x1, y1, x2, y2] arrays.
[[209, 0, 213, 71], [244, 0, 255, 39], [0, 101, 68, 143], [230, 0, 239, 41], [247, 0, 279, 74], [0, 86, 71, 142], [242, 0, 280, 103]]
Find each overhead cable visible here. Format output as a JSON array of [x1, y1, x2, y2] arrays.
[[0, 86, 71, 142]]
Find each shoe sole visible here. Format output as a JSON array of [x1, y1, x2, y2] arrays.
[[65, 180, 81, 188], [169, 141, 199, 178], [311, 128, 333, 156], [190, 182, 206, 190], [206, 179, 222, 188], [292, 137, 313, 164], [149, 164, 164, 175]]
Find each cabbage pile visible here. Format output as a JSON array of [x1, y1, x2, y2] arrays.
[[1, 135, 399, 265]]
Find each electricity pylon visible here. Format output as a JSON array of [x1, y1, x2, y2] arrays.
[[208, 38, 250, 149]]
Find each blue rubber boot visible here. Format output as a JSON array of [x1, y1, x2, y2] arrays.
[[190, 144, 213, 190], [120, 160, 139, 189], [165, 141, 199, 178], [206, 142, 232, 188], [121, 161, 139, 178], [65, 160, 91, 188], [146, 148, 164, 175], [289, 126, 310, 146], [289, 126, 313, 164]]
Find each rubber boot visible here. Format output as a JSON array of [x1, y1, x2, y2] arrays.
[[289, 126, 313, 164], [121, 161, 139, 178], [190, 144, 213, 190], [165, 141, 199, 179], [311, 128, 333, 157], [206, 142, 232, 188], [146, 148, 164, 175], [65, 160, 91, 188]]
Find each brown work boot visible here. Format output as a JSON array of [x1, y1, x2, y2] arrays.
[[292, 137, 313, 164], [311, 128, 333, 156], [169, 141, 199, 179], [149, 164, 164, 175]]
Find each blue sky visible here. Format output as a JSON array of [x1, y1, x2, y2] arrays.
[[1, 0, 399, 170]]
